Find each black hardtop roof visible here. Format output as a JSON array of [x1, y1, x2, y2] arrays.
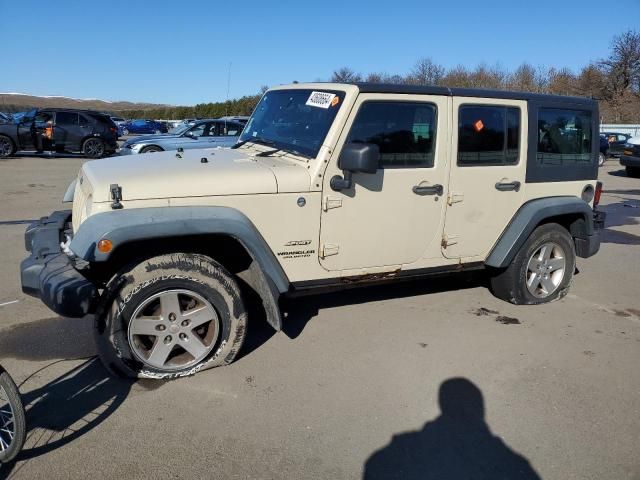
[[350, 82, 597, 106]]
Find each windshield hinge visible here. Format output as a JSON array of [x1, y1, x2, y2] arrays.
[[321, 243, 340, 258], [323, 196, 343, 212]]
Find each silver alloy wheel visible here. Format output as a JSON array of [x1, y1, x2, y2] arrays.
[[598, 152, 605, 166], [525, 242, 566, 298], [84, 139, 104, 157], [128, 289, 219, 371], [123, 128, 129, 136], [0, 384, 15, 453]]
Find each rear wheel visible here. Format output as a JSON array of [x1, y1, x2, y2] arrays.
[[122, 128, 130, 136], [627, 166, 640, 178], [95, 253, 247, 379], [82, 138, 105, 158], [490, 223, 575, 305], [0, 369, 26, 464], [140, 145, 163, 153], [0, 135, 15, 158]]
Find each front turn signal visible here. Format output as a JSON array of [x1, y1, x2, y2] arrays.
[[97, 239, 113, 253]]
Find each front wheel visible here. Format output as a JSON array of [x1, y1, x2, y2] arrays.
[[95, 253, 247, 379], [489, 223, 576, 305], [0, 368, 26, 464], [0, 135, 15, 158], [140, 145, 163, 153], [627, 166, 640, 178], [82, 138, 105, 158]]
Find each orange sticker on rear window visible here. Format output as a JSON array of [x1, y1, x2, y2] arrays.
[[474, 120, 484, 132], [331, 96, 340, 107]]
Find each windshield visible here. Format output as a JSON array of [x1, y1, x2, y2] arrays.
[[239, 89, 344, 158], [170, 123, 191, 135]]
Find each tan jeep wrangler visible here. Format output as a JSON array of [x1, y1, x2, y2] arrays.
[[20, 83, 606, 379]]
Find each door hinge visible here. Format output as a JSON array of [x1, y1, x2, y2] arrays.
[[447, 192, 464, 206], [323, 196, 343, 212], [441, 234, 459, 248], [321, 243, 340, 258]]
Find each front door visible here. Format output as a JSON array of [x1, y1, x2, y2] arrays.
[[319, 94, 450, 273], [443, 98, 527, 259]]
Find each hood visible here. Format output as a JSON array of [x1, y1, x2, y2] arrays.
[[81, 148, 311, 202], [123, 134, 180, 146]]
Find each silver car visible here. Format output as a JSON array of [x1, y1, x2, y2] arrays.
[[119, 119, 244, 155]]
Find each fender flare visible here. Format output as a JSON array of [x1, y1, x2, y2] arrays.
[[70, 206, 289, 330], [485, 196, 594, 269]]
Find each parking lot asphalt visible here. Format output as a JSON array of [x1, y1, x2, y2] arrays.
[[0, 155, 639, 479]]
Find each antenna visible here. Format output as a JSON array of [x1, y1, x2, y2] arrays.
[[224, 62, 232, 132]]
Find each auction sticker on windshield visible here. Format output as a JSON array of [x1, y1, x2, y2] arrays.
[[306, 91, 336, 109]]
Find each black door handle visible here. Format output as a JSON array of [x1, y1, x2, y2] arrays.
[[413, 184, 443, 196], [495, 181, 521, 192]]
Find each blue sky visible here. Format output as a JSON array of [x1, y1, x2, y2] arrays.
[[1, 0, 639, 105]]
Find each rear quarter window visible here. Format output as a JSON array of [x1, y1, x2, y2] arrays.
[[537, 108, 592, 166]]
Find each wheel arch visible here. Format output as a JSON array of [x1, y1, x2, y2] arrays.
[[71, 206, 288, 331], [485, 196, 594, 269], [140, 144, 165, 152]]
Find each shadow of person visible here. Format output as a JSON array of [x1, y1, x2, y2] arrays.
[[363, 378, 541, 480]]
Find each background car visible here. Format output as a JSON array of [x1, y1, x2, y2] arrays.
[[109, 115, 126, 126], [0, 108, 118, 158], [119, 118, 244, 154], [601, 132, 633, 158], [121, 119, 168, 135]]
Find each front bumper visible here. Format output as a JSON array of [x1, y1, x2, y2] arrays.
[[575, 209, 606, 258], [20, 211, 98, 317], [620, 155, 640, 167]]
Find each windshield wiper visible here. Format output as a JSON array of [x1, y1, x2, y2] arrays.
[[232, 137, 276, 149]]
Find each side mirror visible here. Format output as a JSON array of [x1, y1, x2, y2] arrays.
[[331, 143, 380, 191]]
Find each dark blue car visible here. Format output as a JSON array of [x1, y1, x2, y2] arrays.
[[122, 119, 168, 135]]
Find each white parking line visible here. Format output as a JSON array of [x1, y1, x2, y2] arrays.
[[0, 300, 19, 307]]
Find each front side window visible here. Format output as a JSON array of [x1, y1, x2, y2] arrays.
[[458, 106, 520, 166], [188, 123, 206, 137], [240, 89, 344, 158], [346, 101, 436, 168], [537, 108, 592, 165]]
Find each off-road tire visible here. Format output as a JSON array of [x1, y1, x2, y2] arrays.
[[489, 223, 576, 305], [94, 253, 247, 379], [140, 145, 163, 153], [0, 369, 26, 464], [82, 138, 105, 159], [0, 135, 15, 158], [627, 166, 640, 178]]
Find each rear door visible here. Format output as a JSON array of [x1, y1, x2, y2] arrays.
[[53, 112, 84, 150], [443, 98, 527, 259]]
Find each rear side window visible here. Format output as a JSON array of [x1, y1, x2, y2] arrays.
[[79, 114, 91, 127], [537, 108, 592, 166], [458, 106, 520, 166], [346, 101, 437, 168], [56, 112, 79, 126]]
